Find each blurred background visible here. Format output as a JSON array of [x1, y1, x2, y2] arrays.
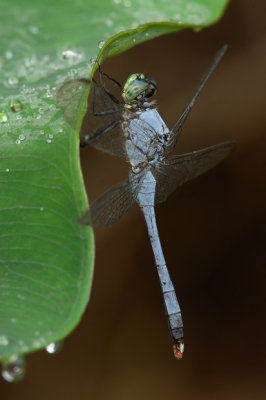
[[2, 0, 266, 398]]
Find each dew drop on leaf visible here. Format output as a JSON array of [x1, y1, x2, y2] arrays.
[[10, 99, 23, 112], [0, 335, 9, 346], [7, 76, 19, 86], [98, 40, 105, 49], [0, 113, 8, 123]]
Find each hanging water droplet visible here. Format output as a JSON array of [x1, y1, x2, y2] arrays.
[[19, 134, 25, 141], [7, 76, 19, 86], [10, 99, 23, 112], [46, 341, 63, 354], [0, 335, 9, 346], [0, 113, 8, 123], [98, 40, 105, 49], [1, 355, 26, 383]]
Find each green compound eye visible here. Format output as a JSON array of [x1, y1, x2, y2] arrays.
[[122, 73, 157, 103]]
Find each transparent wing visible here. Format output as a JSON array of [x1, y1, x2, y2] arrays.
[[56, 78, 90, 131], [79, 171, 145, 228], [165, 45, 228, 154], [57, 78, 126, 157], [154, 140, 235, 204]]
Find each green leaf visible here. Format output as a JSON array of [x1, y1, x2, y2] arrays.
[[0, 0, 229, 361]]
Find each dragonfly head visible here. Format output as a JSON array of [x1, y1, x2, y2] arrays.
[[122, 73, 157, 105]]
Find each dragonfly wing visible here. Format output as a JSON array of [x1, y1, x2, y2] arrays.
[[56, 78, 90, 131], [165, 45, 228, 154], [79, 172, 144, 228], [57, 78, 126, 157], [154, 140, 235, 204]]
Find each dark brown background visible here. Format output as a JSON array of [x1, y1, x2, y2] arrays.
[[2, 0, 266, 398]]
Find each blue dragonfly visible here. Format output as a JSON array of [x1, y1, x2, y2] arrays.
[[57, 45, 235, 359]]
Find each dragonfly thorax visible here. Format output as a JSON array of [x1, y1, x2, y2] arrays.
[[123, 106, 169, 169], [122, 73, 157, 106]]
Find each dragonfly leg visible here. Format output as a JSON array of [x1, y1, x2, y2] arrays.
[[80, 118, 123, 147], [91, 80, 121, 117], [97, 62, 122, 105]]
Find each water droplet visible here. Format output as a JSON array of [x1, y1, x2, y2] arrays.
[[5, 50, 13, 59], [46, 341, 63, 354], [105, 19, 113, 27], [98, 40, 105, 49], [90, 57, 96, 65], [40, 207, 44, 211], [10, 318, 17, 324], [0, 335, 9, 346], [62, 50, 78, 60], [46, 139, 52, 144], [45, 90, 53, 98], [7, 76, 19, 86], [1, 355, 26, 382], [10, 99, 23, 112], [0, 113, 8, 123], [48, 134, 53, 139], [59, 128, 63, 133], [19, 134, 25, 141], [29, 25, 39, 35], [5, 168, 10, 172], [16, 139, 21, 145], [40, 130, 45, 135]]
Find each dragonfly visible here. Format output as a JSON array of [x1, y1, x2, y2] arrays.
[[57, 45, 235, 359]]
